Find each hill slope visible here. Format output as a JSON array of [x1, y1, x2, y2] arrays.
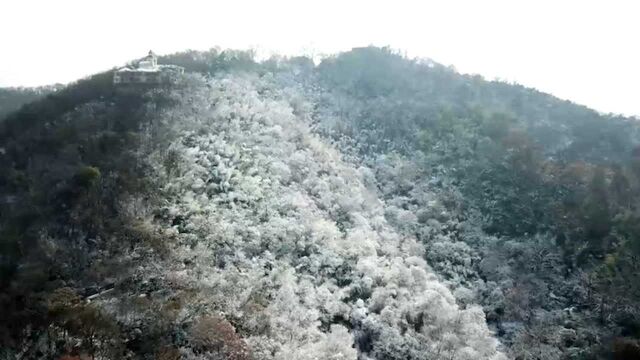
[[311, 47, 640, 359], [1, 47, 640, 359], [0, 86, 59, 120]]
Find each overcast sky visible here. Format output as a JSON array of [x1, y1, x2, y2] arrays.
[[1, 0, 638, 116]]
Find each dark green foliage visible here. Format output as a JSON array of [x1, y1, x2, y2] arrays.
[[582, 168, 611, 245], [319, 47, 413, 98], [159, 48, 258, 75], [163, 148, 181, 177], [314, 46, 640, 357], [0, 70, 169, 353], [316, 47, 640, 239], [0, 86, 58, 120], [74, 166, 101, 188], [0, 71, 114, 141]]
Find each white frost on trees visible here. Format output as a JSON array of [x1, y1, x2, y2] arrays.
[[144, 74, 505, 359]]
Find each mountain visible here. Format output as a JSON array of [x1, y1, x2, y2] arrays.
[[1, 47, 639, 359]]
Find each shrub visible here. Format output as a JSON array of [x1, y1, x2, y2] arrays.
[[156, 346, 181, 360], [74, 166, 101, 188], [190, 315, 251, 360], [47, 287, 83, 319]]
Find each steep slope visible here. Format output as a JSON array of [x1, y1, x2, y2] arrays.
[[0, 72, 171, 358], [2, 47, 640, 359], [126, 74, 505, 359], [310, 47, 640, 359], [0, 68, 505, 359]]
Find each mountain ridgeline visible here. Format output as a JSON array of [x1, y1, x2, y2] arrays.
[[1, 47, 639, 359]]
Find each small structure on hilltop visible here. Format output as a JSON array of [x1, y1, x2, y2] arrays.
[[113, 50, 184, 85]]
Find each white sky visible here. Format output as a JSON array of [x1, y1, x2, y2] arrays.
[[1, 0, 639, 116]]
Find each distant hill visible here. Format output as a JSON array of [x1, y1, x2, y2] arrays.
[[0, 85, 62, 120], [1, 47, 639, 360]]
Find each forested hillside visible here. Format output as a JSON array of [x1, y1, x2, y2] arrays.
[[1, 47, 639, 359], [311, 47, 640, 359], [0, 86, 59, 120]]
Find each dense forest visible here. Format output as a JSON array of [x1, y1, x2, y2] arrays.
[[0, 86, 61, 120], [1, 47, 639, 359]]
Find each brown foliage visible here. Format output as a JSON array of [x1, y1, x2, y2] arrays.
[[156, 346, 182, 360], [555, 161, 594, 192], [125, 220, 171, 256], [47, 287, 121, 357], [47, 287, 83, 317], [190, 314, 252, 360]]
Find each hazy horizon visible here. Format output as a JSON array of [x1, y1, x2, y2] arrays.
[[1, 0, 639, 116]]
